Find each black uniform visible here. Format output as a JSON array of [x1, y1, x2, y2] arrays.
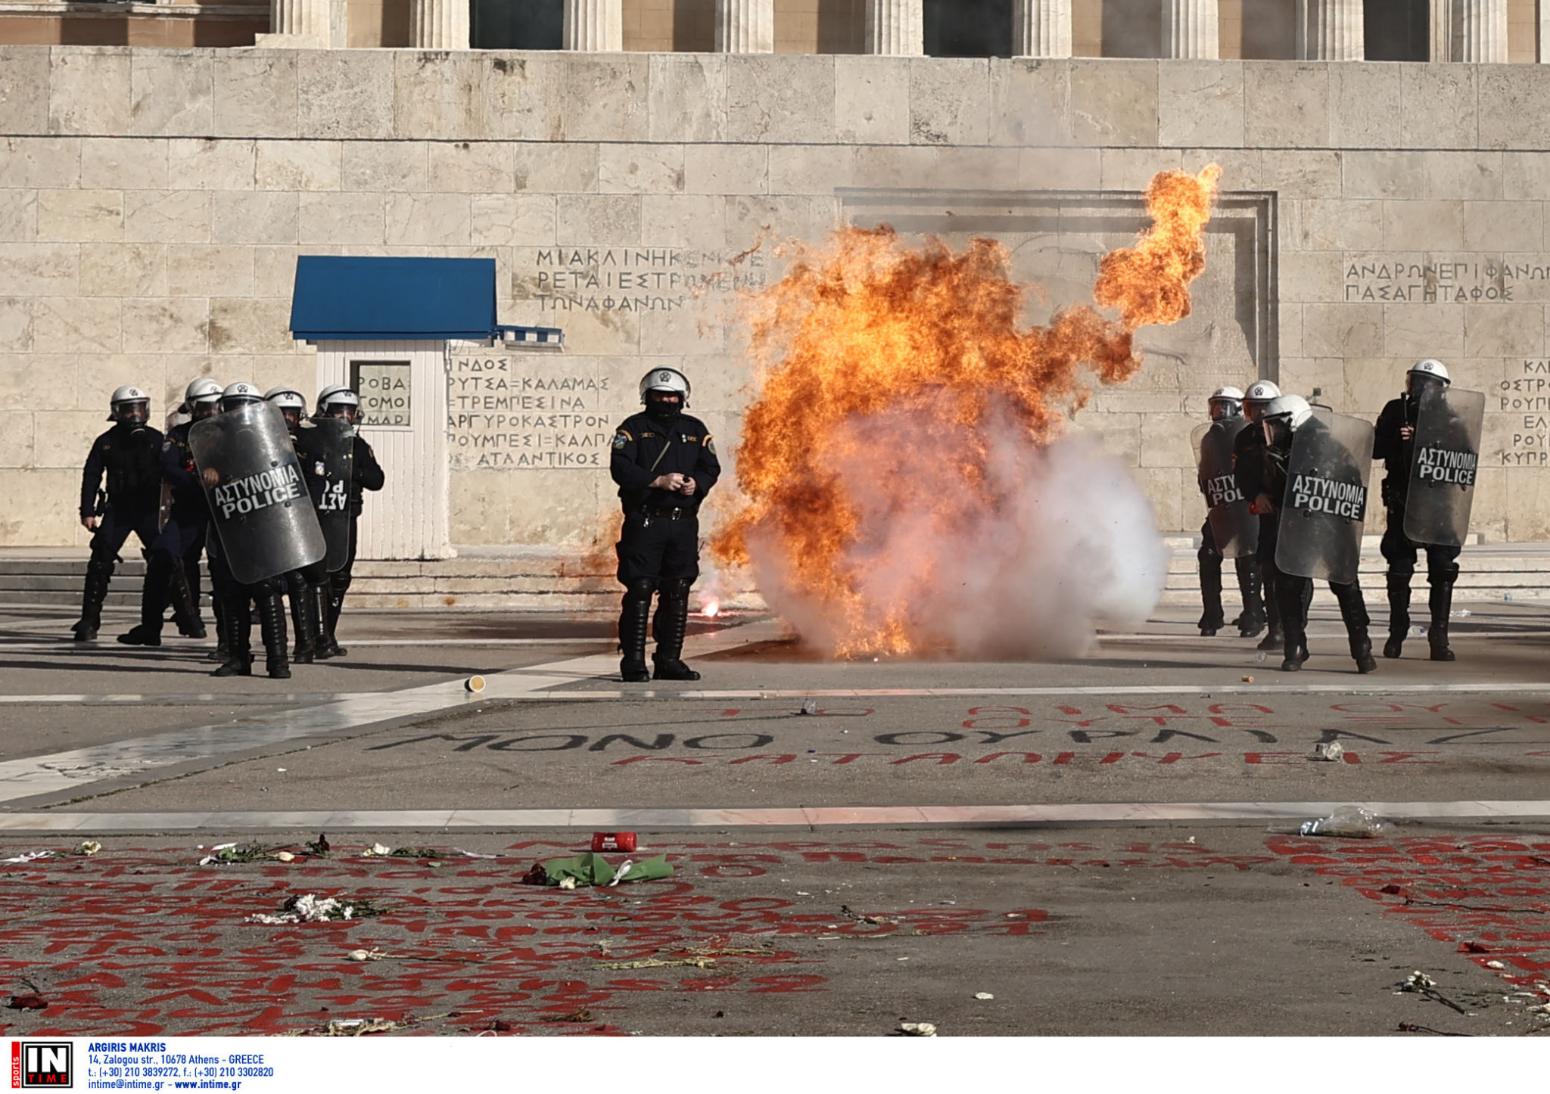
[[121, 421, 209, 646], [610, 410, 721, 679], [281, 421, 329, 664], [72, 422, 164, 640], [316, 433, 383, 658], [1264, 418, 1375, 673], [1231, 422, 1287, 650], [1197, 420, 1264, 637], [1373, 393, 1462, 658]]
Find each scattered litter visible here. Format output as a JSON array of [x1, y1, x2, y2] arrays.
[[1410, 625, 1427, 638], [246, 893, 384, 924], [898, 1022, 936, 1037], [5, 994, 46, 1011], [347, 949, 385, 962], [3, 851, 54, 865], [364, 843, 395, 857], [201, 842, 287, 865], [974, 993, 994, 1001], [306, 834, 331, 856], [311, 1018, 402, 1037], [1485, 960, 1506, 970], [455, 848, 498, 859], [274, 851, 296, 863], [1241, 675, 1255, 683], [608, 860, 635, 887], [276, 767, 287, 773], [73, 840, 102, 857], [540, 1009, 594, 1023], [522, 852, 673, 889], [1299, 805, 1385, 839], [465, 675, 486, 694], [1398, 971, 1468, 1015], [1311, 741, 1345, 762], [596, 957, 716, 971], [591, 832, 637, 852], [798, 699, 818, 716], [840, 905, 893, 926]]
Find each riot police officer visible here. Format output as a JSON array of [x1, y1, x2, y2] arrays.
[[266, 386, 326, 663], [71, 386, 163, 641], [206, 382, 292, 679], [119, 379, 221, 648], [1234, 380, 1305, 652], [1374, 359, 1464, 661], [1259, 394, 1377, 674], [610, 367, 721, 682], [1196, 386, 1265, 638], [314, 387, 384, 659]]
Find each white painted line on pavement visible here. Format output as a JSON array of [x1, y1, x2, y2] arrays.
[[478, 681, 1550, 700], [0, 618, 772, 807], [3, 799, 1549, 832]]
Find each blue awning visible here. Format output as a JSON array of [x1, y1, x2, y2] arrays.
[[290, 255, 563, 346]]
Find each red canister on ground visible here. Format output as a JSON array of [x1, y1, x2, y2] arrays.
[[591, 831, 638, 852]]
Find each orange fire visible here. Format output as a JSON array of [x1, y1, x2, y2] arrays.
[[711, 167, 1221, 656]]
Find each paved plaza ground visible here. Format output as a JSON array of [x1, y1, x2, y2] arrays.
[[0, 597, 1547, 1037]]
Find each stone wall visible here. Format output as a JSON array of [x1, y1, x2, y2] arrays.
[[5, 46, 1550, 553]]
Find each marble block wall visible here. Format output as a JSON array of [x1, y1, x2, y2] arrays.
[[2, 47, 1549, 550]]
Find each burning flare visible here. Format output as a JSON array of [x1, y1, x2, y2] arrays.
[[712, 167, 1221, 657]]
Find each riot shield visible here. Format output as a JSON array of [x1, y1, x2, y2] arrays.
[[190, 401, 325, 585], [1192, 418, 1259, 558], [1274, 409, 1375, 586], [294, 418, 355, 571], [1402, 384, 1484, 548]]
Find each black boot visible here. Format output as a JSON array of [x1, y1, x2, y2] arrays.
[[1384, 572, 1411, 659], [211, 598, 252, 677], [1278, 574, 1310, 672], [1198, 550, 1224, 636], [256, 588, 290, 679], [652, 579, 701, 681], [1351, 633, 1377, 673], [618, 581, 653, 683], [123, 552, 170, 647], [1428, 575, 1456, 662], [1257, 565, 1281, 650], [73, 559, 113, 641], [168, 560, 205, 639], [1235, 557, 1266, 638], [207, 598, 229, 662], [324, 590, 348, 657], [288, 577, 318, 664], [314, 585, 345, 659]]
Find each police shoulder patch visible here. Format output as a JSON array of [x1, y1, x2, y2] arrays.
[[704, 434, 716, 453], [612, 432, 629, 451]]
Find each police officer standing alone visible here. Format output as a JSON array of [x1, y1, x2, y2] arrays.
[[313, 386, 384, 659], [610, 368, 721, 682], [72, 386, 163, 641], [1374, 360, 1469, 662]]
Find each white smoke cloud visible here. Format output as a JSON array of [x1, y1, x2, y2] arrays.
[[743, 398, 1168, 659]]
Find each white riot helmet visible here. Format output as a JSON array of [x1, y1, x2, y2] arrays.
[[318, 388, 361, 424], [1243, 379, 1282, 422], [108, 385, 150, 425], [219, 381, 263, 412], [1261, 393, 1312, 446], [266, 385, 308, 428], [1208, 385, 1244, 422], [315, 383, 350, 415], [1408, 359, 1452, 387], [640, 367, 691, 406], [182, 377, 223, 421]]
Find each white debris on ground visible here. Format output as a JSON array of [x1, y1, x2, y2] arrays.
[[247, 894, 363, 924]]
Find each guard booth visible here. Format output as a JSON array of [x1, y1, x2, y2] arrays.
[[289, 256, 563, 561]]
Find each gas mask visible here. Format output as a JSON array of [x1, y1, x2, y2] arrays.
[[645, 391, 683, 421]]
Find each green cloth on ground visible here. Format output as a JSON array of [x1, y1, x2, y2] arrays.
[[540, 852, 673, 888]]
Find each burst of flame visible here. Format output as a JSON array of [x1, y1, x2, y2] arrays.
[[711, 166, 1221, 657], [700, 598, 720, 619]]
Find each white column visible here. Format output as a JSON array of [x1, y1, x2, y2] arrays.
[[410, 0, 470, 50], [256, 0, 328, 45], [564, 0, 623, 51], [716, 0, 774, 52], [1013, 0, 1072, 57], [1164, 0, 1219, 59], [1539, 0, 1550, 62], [1296, 0, 1365, 60], [1454, 0, 1507, 62], [865, 0, 923, 55], [1431, 0, 1453, 62]]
